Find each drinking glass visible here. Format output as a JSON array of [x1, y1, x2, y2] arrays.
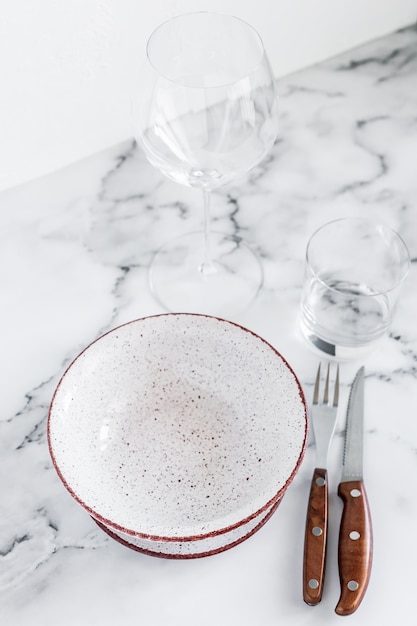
[[299, 217, 410, 359], [132, 12, 278, 316]]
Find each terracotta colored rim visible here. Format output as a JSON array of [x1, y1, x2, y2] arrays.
[[93, 498, 281, 559], [48, 313, 308, 541]]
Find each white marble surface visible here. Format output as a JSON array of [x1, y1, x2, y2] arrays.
[[1, 24, 417, 625]]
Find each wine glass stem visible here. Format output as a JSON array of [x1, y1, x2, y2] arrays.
[[200, 189, 217, 276]]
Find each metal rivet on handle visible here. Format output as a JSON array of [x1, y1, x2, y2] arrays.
[[347, 580, 359, 591], [350, 488, 361, 498], [315, 477, 326, 486], [312, 526, 323, 536], [349, 531, 360, 540], [308, 579, 319, 589]]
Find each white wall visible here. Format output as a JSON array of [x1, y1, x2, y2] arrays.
[[0, 0, 416, 191]]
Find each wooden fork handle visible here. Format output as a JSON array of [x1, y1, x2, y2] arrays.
[[303, 467, 328, 605]]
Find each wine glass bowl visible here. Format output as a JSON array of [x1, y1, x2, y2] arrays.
[[133, 12, 278, 315]]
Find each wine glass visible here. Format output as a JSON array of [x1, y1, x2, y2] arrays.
[[133, 12, 278, 316]]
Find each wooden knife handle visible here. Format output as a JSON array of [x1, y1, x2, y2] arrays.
[[335, 480, 373, 616], [303, 467, 328, 605]]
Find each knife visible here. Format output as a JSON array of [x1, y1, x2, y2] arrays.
[[335, 366, 373, 616]]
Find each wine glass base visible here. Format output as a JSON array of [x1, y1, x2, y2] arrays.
[[149, 231, 264, 317]]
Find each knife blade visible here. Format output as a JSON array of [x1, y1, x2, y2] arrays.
[[335, 366, 373, 616]]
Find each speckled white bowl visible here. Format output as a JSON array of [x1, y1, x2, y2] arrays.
[[48, 313, 307, 556]]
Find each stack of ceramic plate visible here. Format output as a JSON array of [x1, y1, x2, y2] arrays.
[[48, 314, 307, 558]]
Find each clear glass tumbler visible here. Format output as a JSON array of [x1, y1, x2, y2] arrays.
[[299, 217, 410, 359]]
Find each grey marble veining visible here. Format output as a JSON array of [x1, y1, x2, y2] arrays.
[[1, 24, 417, 625]]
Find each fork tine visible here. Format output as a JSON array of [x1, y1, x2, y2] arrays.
[[313, 363, 321, 405], [323, 363, 330, 404], [333, 364, 340, 407]]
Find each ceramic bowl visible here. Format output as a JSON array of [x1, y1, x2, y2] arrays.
[[48, 313, 308, 556]]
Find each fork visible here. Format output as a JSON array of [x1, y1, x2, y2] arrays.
[[303, 362, 339, 605]]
